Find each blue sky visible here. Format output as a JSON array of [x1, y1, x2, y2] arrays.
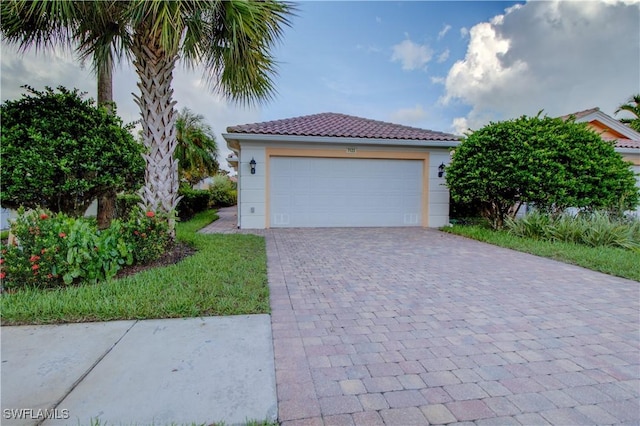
[[268, 1, 519, 130], [2, 1, 639, 169]]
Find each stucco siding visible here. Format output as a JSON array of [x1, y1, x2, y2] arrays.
[[234, 140, 453, 229]]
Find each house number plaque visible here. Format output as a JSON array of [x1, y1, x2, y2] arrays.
[[346, 147, 357, 153]]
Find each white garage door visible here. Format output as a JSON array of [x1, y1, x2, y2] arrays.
[[270, 157, 423, 227]]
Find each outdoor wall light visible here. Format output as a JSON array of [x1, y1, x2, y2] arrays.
[[438, 163, 446, 178], [249, 158, 257, 175]]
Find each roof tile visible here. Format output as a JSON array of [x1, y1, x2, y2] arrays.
[[227, 112, 459, 141]]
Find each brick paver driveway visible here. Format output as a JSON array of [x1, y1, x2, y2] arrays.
[[266, 228, 639, 425]]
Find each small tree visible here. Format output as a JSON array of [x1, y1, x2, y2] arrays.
[[446, 114, 639, 229], [175, 107, 220, 187], [0, 86, 145, 216]]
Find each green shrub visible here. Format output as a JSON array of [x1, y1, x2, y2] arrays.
[[1, 208, 131, 289], [506, 211, 639, 251], [506, 212, 551, 240], [0, 208, 171, 291], [1, 86, 144, 217], [116, 193, 141, 219], [209, 174, 237, 207], [176, 187, 211, 221], [121, 209, 171, 264], [446, 114, 639, 229]]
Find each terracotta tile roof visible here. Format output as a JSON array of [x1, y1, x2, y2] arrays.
[[559, 107, 600, 121], [559, 108, 640, 150], [605, 138, 640, 149], [227, 112, 460, 141]]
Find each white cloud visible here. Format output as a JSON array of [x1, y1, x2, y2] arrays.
[[442, 0, 640, 132], [391, 39, 433, 71], [431, 76, 445, 85], [452, 117, 469, 135], [460, 27, 469, 39], [438, 24, 452, 40], [437, 49, 450, 63], [376, 16, 382, 23], [390, 104, 427, 125]]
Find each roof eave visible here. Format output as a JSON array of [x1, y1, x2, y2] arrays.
[[616, 147, 640, 154], [222, 132, 461, 149], [573, 110, 640, 140]]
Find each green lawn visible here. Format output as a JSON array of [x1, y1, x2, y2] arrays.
[[1, 210, 269, 325], [443, 225, 640, 282]]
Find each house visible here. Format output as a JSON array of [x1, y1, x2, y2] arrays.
[[223, 113, 460, 229], [562, 108, 640, 216]]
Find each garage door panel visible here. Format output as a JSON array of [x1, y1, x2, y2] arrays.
[[270, 157, 423, 227]]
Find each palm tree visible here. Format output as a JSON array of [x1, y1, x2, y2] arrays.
[[615, 94, 640, 132], [175, 108, 220, 187], [126, 1, 293, 236], [2, 0, 294, 238]]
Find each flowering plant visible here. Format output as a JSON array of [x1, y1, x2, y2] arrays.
[[121, 208, 170, 265], [1, 208, 131, 290]]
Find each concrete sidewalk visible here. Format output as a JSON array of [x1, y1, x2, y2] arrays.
[[1, 315, 276, 426]]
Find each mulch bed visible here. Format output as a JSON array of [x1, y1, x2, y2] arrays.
[[114, 241, 197, 279]]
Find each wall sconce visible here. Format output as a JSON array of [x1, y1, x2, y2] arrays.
[[249, 158, 256, 175], [438, 163, 445, 178]]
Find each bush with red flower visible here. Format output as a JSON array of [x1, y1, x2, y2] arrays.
[[121, 209, 171, 265], [0, 207, 170, 291]]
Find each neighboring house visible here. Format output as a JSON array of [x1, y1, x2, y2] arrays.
[[224, 112, 460, 229], [562, 108, 640, 216]]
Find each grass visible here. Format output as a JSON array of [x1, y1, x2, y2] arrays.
[[443, 224, 640, 282], [1, 210, 270, 325]]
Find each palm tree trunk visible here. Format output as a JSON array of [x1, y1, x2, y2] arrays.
[[96, 57, 117, 229], [132, 27, 180, 238]]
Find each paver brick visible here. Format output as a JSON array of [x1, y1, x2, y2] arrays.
[[380, 407, 428, 425], [514, 412, 552, 425], [397, 374, 426, 390], [421, 370, 461, 387], [279, 398, 321, 421], [444, 382, 489, 401], [281, 417, 324, 426], [483, 396, 521, 416], [539, 407, 593, 425], [507, 392, 556, 412], [383, 389, 427, 408], [399, 360, 426, 374], [478, 380, 512, 397], [319, 395, 362, 416], [598, 399, 640, 423], [453, 368, 483, 383], [362, 376, 403, 393], [540, 389, 579, 408], [563, 385, 614, 404], [351, 411, 385, 426], [420, 403, 456, 424], [576, 404, 620, 424], [421, 386, 454, 404], [475, 416, 520, 426], [323, 414, 355, 426], [339, 379, 366, 395], [500, 377, 545, 394], [446, 399, 495, 421], [261, 225, 640, 425], [358, 392, 389, 411]]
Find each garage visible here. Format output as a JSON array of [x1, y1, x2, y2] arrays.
[[223, 112, 460, 229], [269, 157, 423, 227]]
